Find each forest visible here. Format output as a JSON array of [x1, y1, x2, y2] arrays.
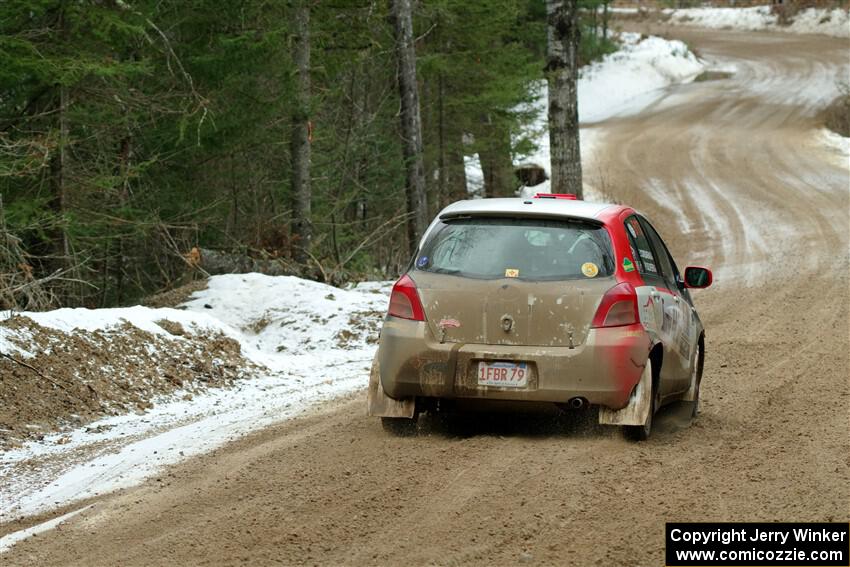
[[0, 0, 616, 309]]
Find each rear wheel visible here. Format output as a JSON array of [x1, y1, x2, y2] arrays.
[[381, 416, 418, 436], [624, 359, 658, 441]]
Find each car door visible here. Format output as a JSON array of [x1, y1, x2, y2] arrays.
[[623, 215, 684, 397], [638, 216, 692, 393], [640, 219, 701, 390]]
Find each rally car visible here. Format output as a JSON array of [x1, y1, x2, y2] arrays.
[[367, 194, 712, 439]]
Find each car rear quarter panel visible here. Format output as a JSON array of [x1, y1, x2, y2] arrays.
[[606, 208, 705, 395]]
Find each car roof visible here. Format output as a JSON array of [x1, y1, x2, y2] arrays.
[[438, 198, 625, 223]]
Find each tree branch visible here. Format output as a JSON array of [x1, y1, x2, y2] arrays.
[[1, 351, 67, 392]]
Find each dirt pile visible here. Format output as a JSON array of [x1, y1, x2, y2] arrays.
[[0, 315, 255, 450], [141, 279, 208, 309], [335, 310, 383, 348]]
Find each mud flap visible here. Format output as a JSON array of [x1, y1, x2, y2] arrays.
[[366, 356, 416, 418], [681, 371, 698, 402], [681, 346, 701, 402], [598, 361, 652, 426]]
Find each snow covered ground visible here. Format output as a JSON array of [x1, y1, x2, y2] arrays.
[[816, 127, 850, 170], [0, 275, 390, 529], [662, 6, 850, 38], [575, 33, 704, 124], [465, 32, 705, 197]]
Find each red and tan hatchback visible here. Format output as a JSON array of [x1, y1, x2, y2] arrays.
[[367, 194, 712, 439]]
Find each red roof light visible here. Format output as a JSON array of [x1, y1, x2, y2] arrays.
[[534, 193, 578, 200]]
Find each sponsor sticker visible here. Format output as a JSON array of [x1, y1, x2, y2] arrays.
[[439, 318, 461, 329], [505, 268, 519, 278], [416, 256, 429, 268], [581, 262, 599, 278], [623, 257, 636, 272]]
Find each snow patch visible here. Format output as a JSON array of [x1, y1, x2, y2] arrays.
[[787, 8, 850, 38], [666, 5, 778, 31], [817, 128, 850, 169], [578, 33, 704, 123], [0, 505, 92, 553], [464, 154, 484, 198], [663, 6, 850, 38], [0, 274, 391, 523]]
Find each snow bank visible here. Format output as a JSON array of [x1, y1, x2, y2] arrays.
[[465, 32, 704, 197], [0, 274, 390, 524], [2, 274, 387, 368], [666, 5, 777, 31], [182, 274, 388, 370], [578, 33, 704, 123], [816, 128, 850, 169], [664, 6, 850, 38], [788, 8, 850, 37]]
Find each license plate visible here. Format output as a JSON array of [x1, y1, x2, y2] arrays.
[[477, 361, 529, 388]]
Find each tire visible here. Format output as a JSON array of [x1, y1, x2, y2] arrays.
[[624, 359, 658, 441], [381, 416, 418, 436]]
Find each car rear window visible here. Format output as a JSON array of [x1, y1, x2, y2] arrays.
[[415, 217, 615, 281]]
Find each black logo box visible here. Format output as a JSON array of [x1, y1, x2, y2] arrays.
[[666, 522, 849, 566]]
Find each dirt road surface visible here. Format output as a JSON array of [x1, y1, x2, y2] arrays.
[[2, 29, 848, 567]]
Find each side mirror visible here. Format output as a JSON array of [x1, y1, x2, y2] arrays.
[[684, 266, 713, 289]]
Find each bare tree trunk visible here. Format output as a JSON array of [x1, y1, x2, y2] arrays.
[[437, 73, 447, 207], [603, 0, 610, 41], [546, 0, 583, 198], [57, 83, 71, 263], [390, 0, 428, 254], [591, 5, 597, 39], [115, 135, 132, 305], [290, 0, 312, 265]]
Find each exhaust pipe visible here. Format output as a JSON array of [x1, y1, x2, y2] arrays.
[[567, 397, 587, 410]]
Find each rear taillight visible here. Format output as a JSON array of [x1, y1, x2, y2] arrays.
[[591, 282, 639, 328], [388, 274, 425, 321]]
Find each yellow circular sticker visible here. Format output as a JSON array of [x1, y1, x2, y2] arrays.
[[581, 262, 599, 278]]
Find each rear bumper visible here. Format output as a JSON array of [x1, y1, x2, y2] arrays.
[[378, 317, 652, 410]]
